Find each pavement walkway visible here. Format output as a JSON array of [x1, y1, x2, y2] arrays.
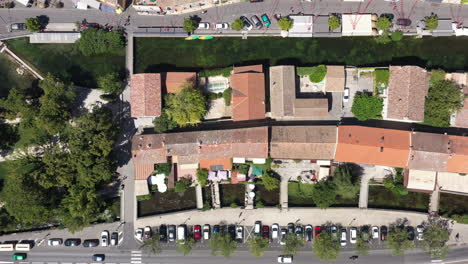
[[429, 185, 440, 213]]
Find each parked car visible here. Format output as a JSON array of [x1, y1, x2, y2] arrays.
[[249, 0, 263, 2], [396, 18, 411, 26], [340, 228, 347, 246], [372, 226, 379, 239], [111, 232, 118, 246], [135, 228, 143, 240], [240, 16, 253, 31], [343, 88, 350, 103], [198, 22, 210, 29], [406, 226, 415, 241], [11, 23, 27, 31], [287, 223, 295, 234], [261, 14, 271, 27], [361, 226, 370, 242], [92, 254, 105, 262], [380, 226, 388, 241], [272, 223, 279, 240], [168, 225, 176, 242], [215, 23, 229, 29], [203, 224, 210, 240], [48, 238, 62, 246], [295, 225, 303, 239], [213, 225, 220, 234], [177, 225, 187, 242], [159, 225, 168, 242], [236, 226, 244, 243], [279, 229, 287, 245], [274, 14, 282, 21], [251, 15, 263, 29], [228, 225, 236, 241], [194, 225, 202, 241], [143, 226, 152, 239], [305, 225, 313, 242], [330, 226, 338, 240], [12, 253, 27, 260], [380, 13, 395, 21], [254, 221, 262, 236], [83, 239, 99, 248], [82, 23, 100, 29], [416, 225, 424, 241], [278, 255, 293, 263], [350, 227, 357, 244], [314, 226, 321, 239], [64, 239, 81, 247], [262, 225, 270, 240], [101, 231, 109, 247]]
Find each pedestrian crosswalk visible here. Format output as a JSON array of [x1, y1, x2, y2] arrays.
[[131, 250, 142, 264]]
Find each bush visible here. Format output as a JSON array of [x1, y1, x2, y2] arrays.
[[328, 16, 340, 30], [351, 93, 383, 121], [137, 194, 152, 201], [255, 200, 264, 208], [232, 18, 244, 31], [155, 163, 171, 175], [424, 80, 463, 127], [183, 17, 199, 33], [199, 67, 232, 78], [375, 32, 392, 44], [376, 17, 391, 31], [236, 164, 250, 175], [25, 17, 42, 32], [76, 29, 125, 56], [175, 178, 192, 193], [450, 214, 468, 224], [425, 15, 438, 30], [196, 169, 209, 186], [308, 65, 327, 83], [207, 92, 222, 100], [391, 31, 403, 41], [230, 202, 238, 208], [222, 88, 232, 106], [153, 111, 177, 133], [430, 69, 446, 83], [278, 17, 294, 31]]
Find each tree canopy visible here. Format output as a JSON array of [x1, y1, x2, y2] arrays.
[[311, 179, 337, 208], [351, 93, 383, 121], [97, 72, 123, 96], [153, 111, 177, 133], [282, 233, 304, 256], [332, 165, 360, 199], [328, 16, 340, 30], [165, 83, 207, 127], [231, 18, 244, 31], [140, 232, 162, 254], [425, 15, 439, 30], [259, 172, 280, 191], [210, 233, 237, 258], [183, 17, 199, 33], [247, 237, 270, 257], [376, 17, 391, 31], [387, 225, 414, 256], [278, 17, 294, 31], [355, 236, 370, 256], [25, 17, 42, 32], [424, 80, 463, 127], [76, 29, 125, 56], [421, 217, 451, 259], [177, 238, 195, 255], [312, 232, 341, 262]]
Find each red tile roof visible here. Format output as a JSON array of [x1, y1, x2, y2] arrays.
[[446, 135, 468, 174], [231, 65, 265, 121], [130, 73, 162, 118], [163, 72, 197, 94], [335, 126, 411, 167]]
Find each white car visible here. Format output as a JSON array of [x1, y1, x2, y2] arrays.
[[101, 231, 109, 247], [254, 221, 261, 236], [340, 229, 347, 246], [198, 22, 210, 29], [343, 88, 350, 103], [236, 226, 244, 242], [135, 228, 143, 240], [278, 255, 293, 263], [215, 23, 229, 29], [271, 223, 279, 240], [372, 226, 379, 239], [48, 238, 62, 246], [203, 224, 210, 240], [416, 225, 424, 241], [350, 227, 357, 244], [279, 229, 287, 245]]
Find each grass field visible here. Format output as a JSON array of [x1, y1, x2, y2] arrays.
[[5, 38, 125, 88], [288, 182, 358, 207], [0, 53, 37, 99], [137, 187, 197, 217], [220, 184, 244, 207], [368, 185, 429, 212], [134, 37, 468, 73]]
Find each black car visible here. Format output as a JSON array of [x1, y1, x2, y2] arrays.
[[295, 225, 303, 239], [380, 226, 388, 241], [213, 225, 220, 234], [396, 18, 411, 26], [228, 225, 236, 241], [65, 238, 81, 247], [380, 13, 395, 21], [83, 239, 99, 247], [305, 225, 313, 242], [159, 225, 167, 242], [287, 223, 295, 234], [360, 226, 370, 242], [240, 16, 253, 31], [220, 225, 227, 235], [406, 226, 415, 241]]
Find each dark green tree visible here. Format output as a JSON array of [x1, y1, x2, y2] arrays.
[[424, 80, 463, 127], [0, 123, 18, 151], [153, 111, 177, 133], [175, 178, 192, 193], [165, 83, 207, 127], [282, 233, 304, 256], [140, 232, 162, 254], [183, 17, 199, 33], [421, 217, 450, 259], [97, 72, 123, 95], [25, 17, 42, 32], [312, 232, 342, 262], [387, 226, 414, 256], [351, 93, 383, 121], [259, 172, 280, 191], [332, 165, 360, 199], [210, 233, 237, 258], [355, 236, 369, 256], [391, 31, 403, 41], [311, 179, 337, 208], [77, 29, 125, 56], [247, 237, 269, 257]]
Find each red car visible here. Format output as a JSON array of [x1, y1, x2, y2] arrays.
[[193, 225, 202, 241], [262, 226, 270, 240], [314, 226, 321, 239]]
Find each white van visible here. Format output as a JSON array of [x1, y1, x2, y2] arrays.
[[177, 225, 186, 242], [15, 243, 31, 251], [0, 244, 14, 251]]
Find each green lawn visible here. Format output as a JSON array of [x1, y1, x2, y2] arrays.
[[439, 193, 468, 217], [368, 185, 429, 212], [5, 38, 125, 88], [0, 53, 37, 98], [0, 161, 12, 180], [288, 182, 358, 207], [134, 37, 468, 73], [137, 187, 197, 217], [220, 184, 244, 207]]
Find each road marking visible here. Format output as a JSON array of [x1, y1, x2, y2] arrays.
[[32, 262, 44, 264], [62, 262, 72, 264], [131, 262, 142, 264], [19, 262, 28, 264], [131, 250, 141, 253], [0, 262, 13, 264], [131, 257, 142, 260]]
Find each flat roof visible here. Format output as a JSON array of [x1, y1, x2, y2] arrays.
[[29, 33, 81, 43], [438, 172, 468, 194], [407, 169, 436, 191], [289, 16, 313, 37], [342, 14, 373, 36]]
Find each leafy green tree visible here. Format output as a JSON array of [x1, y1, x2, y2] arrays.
[[183, 17, 199, 33], [430, 69, 446, 84], [175, 178, 192, 192], [196, 168, 208, 186], [0, 123, 18, 152], [0, 87, 32, 119], [36, 74, 76, 135], [231, 18, 244, 31], [278, 17, 294, 31], [311, 180, 337, 208], [165, 83, 207, 127], [374, 31, 392, 44], [77, 29, 125, 56], [332, 165, 360, 199], [328, 16, 340, 30], [387, 226, 414, 256], [312, 232, 341, 262], [351, 93, 383, 121], [153, 111, 177, 133], [210, 233, 237, 258], [177, 238, 195, 255], [308, 65, 327, 83], [247, 237, 270, 257], [282, 233, 305, 256], [376, 17, 391, 31], [140, 232, 162, 254], [391, 31, 403, 41], [355, 236, 369, 256], [425, 15, 438, 30], [421, 217, 450, 259], [25, 17, 42, 32], [260, 172, 280, 191], [424, 80, 463, 127], [97, 72, 122, 95]]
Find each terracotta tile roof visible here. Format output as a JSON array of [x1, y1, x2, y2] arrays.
[[200, 157, 233, 171], [231, 65, 265, 121], [270, 126, 337, 159], [233, 65, 263, 74], [334, 126, 411, 167], [130, 73, 162, 118], [325, 66, 345, 92], [294, 98, 329, 117], [269, 66, 296, 118], [163, 72, 197, 94], [447, 135, 468, 173], [387, 66, 429, 122]]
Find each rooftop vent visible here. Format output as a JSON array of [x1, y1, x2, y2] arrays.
[[380, 147, 384, 152]]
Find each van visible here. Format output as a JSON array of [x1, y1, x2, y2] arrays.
[[15, 243, 31, 251], [177, 225, 186, 242], [0, 244, 14, 251]]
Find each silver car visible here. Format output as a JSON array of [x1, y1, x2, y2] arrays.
[[340, 229, 347, 246], [350, 227, 357, 244]]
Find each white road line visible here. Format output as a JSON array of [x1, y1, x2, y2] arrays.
[[131, 257, 142, 260], [131, 262, 142, 264], [32, 262, 44, 264], [131, 250, 141, 253], [19, 262, 28, 264], [62, 262, 72, 264], [0, 262, 13, 264], [47, 262, 58, 264]]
